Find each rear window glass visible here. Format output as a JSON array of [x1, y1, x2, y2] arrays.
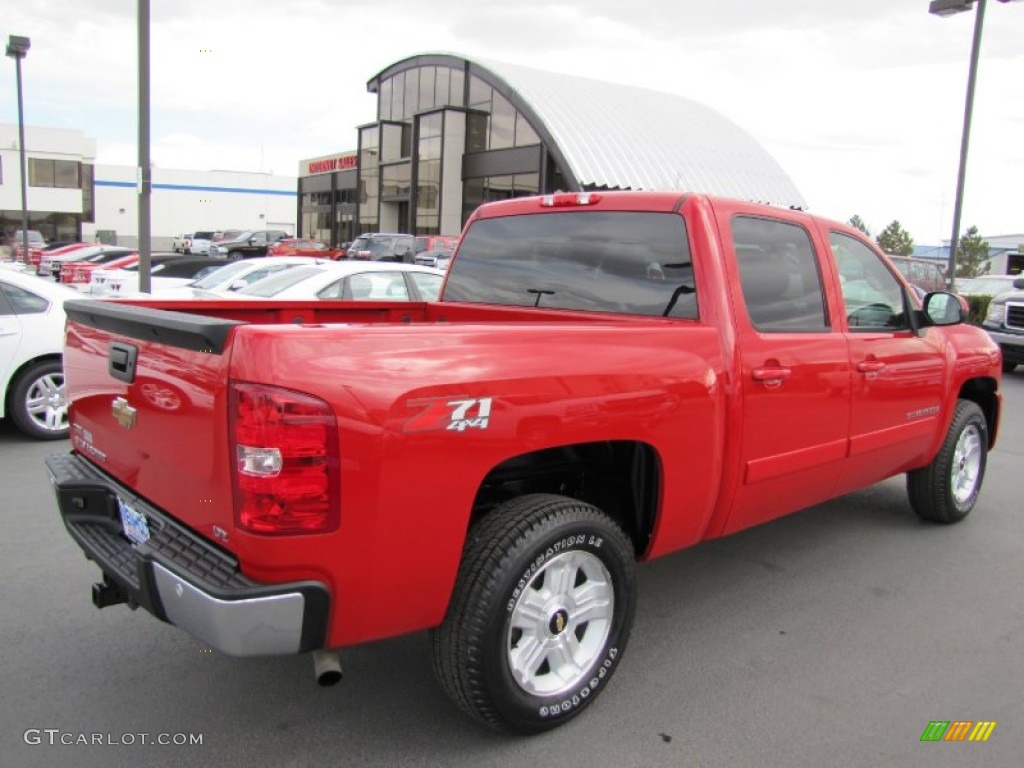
[[442, 211, 696, 318]]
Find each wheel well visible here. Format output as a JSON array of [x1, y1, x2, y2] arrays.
[[470, 441, 661, 557], [4, 354, 63, 415], [958, 377, 999, 448]]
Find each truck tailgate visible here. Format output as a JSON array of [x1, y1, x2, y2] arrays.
[[62, 300, 241, 545]]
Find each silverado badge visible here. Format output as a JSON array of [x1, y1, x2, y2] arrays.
[[112, 397, 137, 429]]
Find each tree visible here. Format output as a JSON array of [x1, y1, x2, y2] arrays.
[[848, 215, 871, 236], [876, 220, 914, 256], [955, 226, 991, 279]]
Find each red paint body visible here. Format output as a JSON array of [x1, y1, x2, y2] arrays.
[[62, 193, 1002, 649]]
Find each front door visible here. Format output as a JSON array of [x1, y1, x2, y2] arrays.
[[826, 231, 947, 494]]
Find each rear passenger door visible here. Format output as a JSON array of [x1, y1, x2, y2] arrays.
[[723, 214, 852, 535]]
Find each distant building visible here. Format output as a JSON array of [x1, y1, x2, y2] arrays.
[[1, 123, 296, 249], [298, 52, 806, 247]]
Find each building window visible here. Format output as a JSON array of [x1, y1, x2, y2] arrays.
[[390, 72, 405, 123], [489, 92, 515, 150], [403, 68, 419, 121], [381, 163, 411, 198], [418, 66, 435, 111], [379, 78, 393, 121], [435, 67, 451, 107], [28, 158, 81, 189], [82, 164, 95, 223], [515, 112, 540, 147]]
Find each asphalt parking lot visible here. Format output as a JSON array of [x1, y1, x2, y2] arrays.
[[1, 371, 1022, 768]]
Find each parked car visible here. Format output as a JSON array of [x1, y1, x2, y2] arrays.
[[188, 231, 217, 255], [12, 229, 47, 266], [172, 233, 193, 253], [233, 261, 444, 301], [149, 256, 337, 299], [91, 256, 230, 297], [956, 275, 1018, 298], [0, 269, 87, 439], [347, 233, 417, 263], [61, 252, 147, 288], [887, 256, 947, 293], [209, 230, 289, 261], [41, 246, 134, 280], [981, 275, 1024, 373], [414, 235, 459, 254], [414, 248, 454, 271], [267, 238, 346, 260]]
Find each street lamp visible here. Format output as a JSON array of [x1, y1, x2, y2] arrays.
[[5, 35, 31, 265], [929, 0, 1022, 290]]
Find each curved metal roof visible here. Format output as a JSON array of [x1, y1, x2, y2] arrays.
[[368, 54, 806, 209]]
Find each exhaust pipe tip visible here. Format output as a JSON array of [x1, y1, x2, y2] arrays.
[[312, 649, 343, 687]]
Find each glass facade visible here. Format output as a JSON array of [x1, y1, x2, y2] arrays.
[[308, 57, 568, 241]]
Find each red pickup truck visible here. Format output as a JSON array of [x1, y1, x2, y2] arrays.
[[47, 191, 1002, 733]]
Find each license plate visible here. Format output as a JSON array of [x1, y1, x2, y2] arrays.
[[118, 498, 151, 545]]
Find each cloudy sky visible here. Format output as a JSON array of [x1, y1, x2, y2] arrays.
[[2, 0, 1023, 244]]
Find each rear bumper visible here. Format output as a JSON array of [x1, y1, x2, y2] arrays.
[[46, 452, 329, 656]]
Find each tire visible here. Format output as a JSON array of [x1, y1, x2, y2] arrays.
[[431, 494, 636, 733], [9, 360, 69, 440], [1002, 360, 1017, 374], [907, 400, 987, 523], [227, 251, 244, 261]]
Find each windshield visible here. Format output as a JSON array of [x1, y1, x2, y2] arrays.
[[235, 265, 322, 297], [442, 211, 697, 318], [189, 261, 250, 288]]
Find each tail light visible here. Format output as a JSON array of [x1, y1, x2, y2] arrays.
[[229, 382, 339, 535], [540, 192, 602, 207]]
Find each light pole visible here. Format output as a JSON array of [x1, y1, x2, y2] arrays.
[[5, 35, 31, 265], [929, 0, 1022, 290]]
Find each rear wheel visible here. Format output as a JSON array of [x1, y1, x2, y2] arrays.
[[9, 360, 69, 440], [907, 400, 987, 523], [431, 494, 636, 733]]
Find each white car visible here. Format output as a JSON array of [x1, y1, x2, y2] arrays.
[[233, 261, 445, 301], [0, 270, 88, 439], [188, 230, 216, 256], [125, 256, 333, 299]]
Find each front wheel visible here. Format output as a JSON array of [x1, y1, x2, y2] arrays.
[[907, 400, 988, 523], [9, 360, 69, 440], [227, 251, 244, 261], [1003, 360, 1018, 374], [431, 494, 636, 733]]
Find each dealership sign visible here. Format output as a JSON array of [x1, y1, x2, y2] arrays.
[[306, 154, 358, 175]]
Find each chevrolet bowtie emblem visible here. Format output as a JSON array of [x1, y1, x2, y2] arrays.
[[112, 397, 137, 429]]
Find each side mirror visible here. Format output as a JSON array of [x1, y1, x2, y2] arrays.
[[922, 291, 967, 326], [228, 280, 248, 291], [1014, 276, 1024, 290]]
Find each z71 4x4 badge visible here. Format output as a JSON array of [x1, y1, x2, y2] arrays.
[[404, 396, 493, 433]]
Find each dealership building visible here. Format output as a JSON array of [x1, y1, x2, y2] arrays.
[[297, 53, 806, 246], [5, 54, 815, 251]]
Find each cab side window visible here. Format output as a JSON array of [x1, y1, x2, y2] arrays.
[[829, 232, 908, 330], [732, 216, 829, 333]]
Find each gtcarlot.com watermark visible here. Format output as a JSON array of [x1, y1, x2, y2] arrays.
[[24, 729, 203, 747]]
